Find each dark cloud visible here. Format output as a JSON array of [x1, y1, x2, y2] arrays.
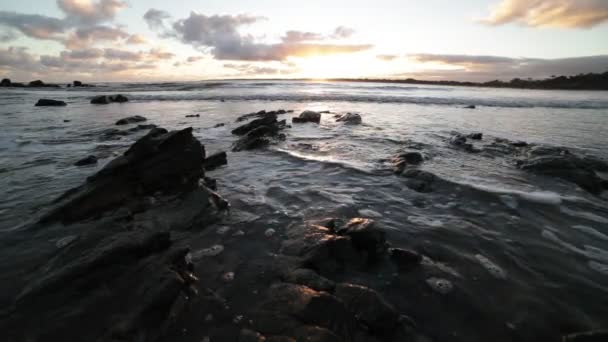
[[482, 0, 608, 28], [146, 10, 372, 61], [186, 56, 204, 63], [0, 11, 67, 40], [0, 46, 39, 68], [331, 26, 355, 39], [58, 0, 127, 25], [406, 53, 608, 81]]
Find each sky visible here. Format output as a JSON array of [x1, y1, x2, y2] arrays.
[[0, 0, 607, 82]]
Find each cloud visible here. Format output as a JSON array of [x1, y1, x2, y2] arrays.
[[187, 56, 204, 63], [0, 11, 67, 39], [481, 0, 608, 28], [58, 0, 127, 25], [0, 46, 39, 69], [331, 26, 355, 39], [145, 10, 372, 61], [65, 25, 130, 48], [376, 54, 399, 61], [223, 62, 299, 76], [126, 34, 147, 44], [406, 53, 608, 81]]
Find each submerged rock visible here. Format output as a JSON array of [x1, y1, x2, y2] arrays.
[[115, 115, 147, 125], [35, 99, 67, 107], [74, 155, 98, 166], [292, 110, 321, 124], [335, 113, 362, 124], [467, 132, 483, 140], [518, 145, 608, 194], [391, 151, 424, 173], [389, 248, 422, 270], [232, 113, 287, 151], [401, 169, 437, 192], [450, 134, 479, 153], [91, 94, 129, 104]]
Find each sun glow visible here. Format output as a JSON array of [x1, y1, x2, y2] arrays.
[[293, 54, 385, 79]]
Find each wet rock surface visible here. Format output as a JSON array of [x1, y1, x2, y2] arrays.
[[335, 112, 362, 124], [116, 115, 147, 125], [91, 94, 129, 104], [205, 151, 228, 170], [35, 99, 67, 107], [293, 110, 321, 124], [232, 113, 287, 151], [74, 155, 98, 166], [235, 109, 291, 122]]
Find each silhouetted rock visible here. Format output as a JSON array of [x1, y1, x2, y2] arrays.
[[29, 80, 45, 87], [465, 105, 476, 109], [293, 110, 321, 124], [214, 123, 225, 127], [204, 151, 228, 170], [74, 155, 97, 166], [73, 80, 82, 87], [116, 115, 147, 125], [235, 109, 291, 122], [91, 94, 129, 104], [232, 113, 287, 151], [35, 99, 67, 106], [335, 113, 362, 124], [186, 114, 200, 118], [467, 132, 483, 140], [1, 78, 11, 87]]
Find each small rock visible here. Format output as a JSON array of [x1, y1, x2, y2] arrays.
[[115, 115, 147, 125], [214, 123, 225, 128], [292, 110, 321, 124], [204, 151, 228, 171], [464, 105, 476, 109], [222, 272, 235, 282], [91, 94, 129, 104], [186, 114, 200, 118], [335, 112, 362, 124], [337, 218, 387, 260], [35, 99, 67, 107], [466, 132, 483, 140], [74, 155, 98, 166], [73, 80, 83, 87]]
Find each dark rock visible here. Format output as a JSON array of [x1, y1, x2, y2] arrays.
[[235, 109, 291, 122], [467, 132, 483, 140], [511, 140, 528, 147], [389, 248, 422, 270], [336, 113, 362, 124], [204, 151, 228, 170], [116, 115, 147, 125], [401, 169, 437, 193], [450, 134, 480, 153], [91, 94, 129, 104], [1, 78, 11, 86], [337, 218, 387, 261], [185, 114, 200, 118], [74, 155, 98, 166], [63, 119, 71, 122], [284, 268, 335, 292], [292, 110, 321, 124], [214, 123, 225, 128], [11, 82, 25, 87], [73, 80, 82, 87], [465, 105, 476, 109], [29, 80, 45, 87], [128, 124, 157, 132], [232, 113, 287, 151], [391, 152, 424, 173], [40, 127, 208, 224], [35, 99, 67, 107], [232, 114, 278, 135], [334, 283, 401, 336]]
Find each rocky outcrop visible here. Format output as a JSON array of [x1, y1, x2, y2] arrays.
[[40, 127, 211, 224], [116, 115, 147, 125], [292, 110, 321, 124], [518, 146, 608, 195], [335, 113, 362, 124], [232, 113, 287, 151], [1, 78, 11, 87], [91, 94, 129, 104], [35, 99, 67, 107]]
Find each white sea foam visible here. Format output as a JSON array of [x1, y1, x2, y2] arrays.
[[426, 277, 453, 294], [561, 207, 608, 224], [459, 182, 563, 206], [475, 254, 507, 279], [589, 260, 608, 275]]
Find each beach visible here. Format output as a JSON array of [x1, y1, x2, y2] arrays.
[[1, 80, 608, 341]]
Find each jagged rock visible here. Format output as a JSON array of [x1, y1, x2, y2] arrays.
[[91, 94, 129, 104], [116, 115, 147, 125], [336, 218, 387, 261], [74, 155, 98, 166], [293, 110, 321, 124], [518, 146, 607, 194], [1, 78, 11, 86], [35, 99, 67, 107], [284, 268, 335, 292], [232, 113, 286, 151], [389, 248, 422, 270], [467, 132, 483, 140], [401, 169, 437, 193], [204, 151, 228, 170], [73, 80, 82, 87], [336, 113, 362, 124], [40, 127, 208, 224], [334, 283, 401, 336]]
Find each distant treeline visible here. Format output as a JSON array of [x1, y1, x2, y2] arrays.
[[331, 71, 608, 90]]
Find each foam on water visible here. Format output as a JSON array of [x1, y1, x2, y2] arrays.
[[459, 182, 563, 206], [408, 216, 444, 228], [588, 260, 608, 275], [426, 277, 454, 294], [475, 254, 507, 279], [561, 206, 608, 224], [572, 225, 608, 241]]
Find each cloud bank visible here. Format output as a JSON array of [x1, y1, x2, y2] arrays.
[[482, 0, 608, 28], [144, 10, 371, 61]]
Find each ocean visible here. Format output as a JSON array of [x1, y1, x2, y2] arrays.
[[1, 80, 608, 340]]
